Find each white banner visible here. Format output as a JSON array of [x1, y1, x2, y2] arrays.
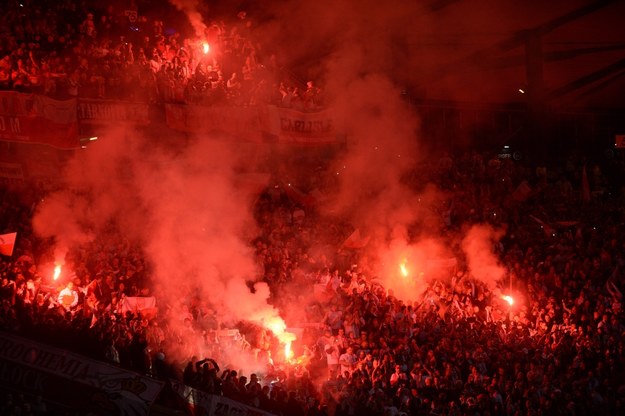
[[119, 296, 157, 313], [170, 379, 276, 416], [259, 105, 337, 145], [0, 331, 164, 414]]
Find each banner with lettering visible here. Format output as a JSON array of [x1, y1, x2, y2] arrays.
[[170, 379, 276, 416], [165, 104, 263, 142], [78, 99, 150, 125], [0, 92, 78, 149], [0, 93, 338, 148], [165, 104, 338, 145], [0, 331, 164, 415], [0, 162, 25, 180], [259, 105, 337, 146]]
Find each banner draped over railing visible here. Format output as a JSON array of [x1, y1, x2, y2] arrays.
[[0, 162, 25, 180], [0, 91, 340, 149], [0, 331, 164, 415], [165, 104, 339, 145], [78, 99, 150, 125], [165, 104, 264, 142], [170, 379, 276, 416], [259, 105, 337, 145], [0, 92, 79, 149]]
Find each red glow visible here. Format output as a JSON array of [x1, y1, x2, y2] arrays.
[[264, 315, 297, 362], [284, 341, 293, 361], [399, 260, 408, 277], [53, 264, 62, 281]]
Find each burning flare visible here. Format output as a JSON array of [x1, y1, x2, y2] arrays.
[[266, 316, 287, 335], [203, 42, 210, 54], [399, 259, 409, 277], [284, 341, 294, 361], [53, 264, 62, 281], [502, 295, 514, 306], [264, 316, 296, 361]]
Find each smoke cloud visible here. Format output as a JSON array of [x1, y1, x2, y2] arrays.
[[30, 0, 535, 373], [461, 224, 506, 290], [252, 0, 459, 298], [256, 1, 522, 300], [33, 126, 289, 364], [168, 0, 207, 38]]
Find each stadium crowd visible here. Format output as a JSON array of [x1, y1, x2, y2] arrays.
[[2, 1, 625, 416], [2, 150, 625, 416], [0, 0, 323, 110]]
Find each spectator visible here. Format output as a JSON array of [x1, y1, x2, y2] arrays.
[[57, 281, 78, 311]]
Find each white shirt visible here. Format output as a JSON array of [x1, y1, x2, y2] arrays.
[[58, 287, 78, 308]]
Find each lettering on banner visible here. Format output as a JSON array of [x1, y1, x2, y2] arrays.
[[0, 360, 46, 392], [171, 381, 274, 416], [0, 337, 90, 380], [0, 93, 33, 115], [0, 116, 22, 134], [0, 163, 23, 180], [171, 379, 213, 411], [78, 102, 148, 123], [214, 400, 247, 416], [0, 332, 164, 409], [279, 117, 333, 136]]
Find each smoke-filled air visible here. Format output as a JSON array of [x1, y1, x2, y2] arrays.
[[32, 125, 292, 366], [4, 0, 625, 413], [30, 0, 515, 374]]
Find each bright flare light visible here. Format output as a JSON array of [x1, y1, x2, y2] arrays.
[[203, 42, 210, 54], [264, 316, 296, 362], [502, 295, 514, 306], [284, 341, 294, 361], [266, 316, 286, 335], [399, 260, 409, 277], [53, 264, 62, 281]]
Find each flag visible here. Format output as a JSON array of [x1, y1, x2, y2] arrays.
[[0, 232, 17, 257], [284, 184, 317, 206], [342, 229, 371, 249], [119, 296, 157, 316], [511, 180, 532, 202], [529, 215, 556, 237]]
